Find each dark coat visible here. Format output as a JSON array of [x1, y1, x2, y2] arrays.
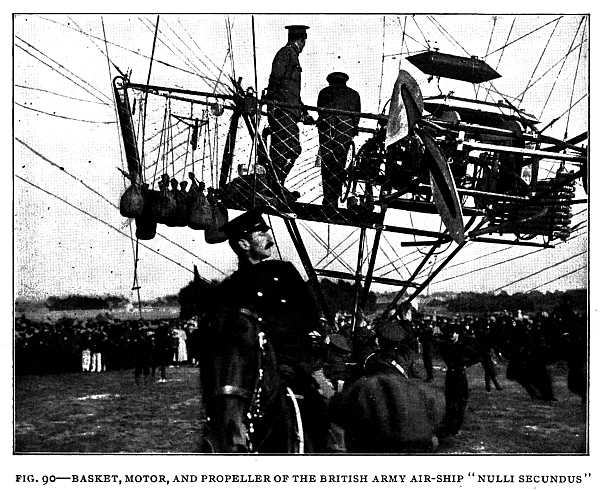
[[215, 260, 321, 367], [317, 82, 361, 136], [332, 372, 445, 452], [267, 43, 303, 119]]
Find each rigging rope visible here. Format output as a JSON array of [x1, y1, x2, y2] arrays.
[[427, 16, 470, 56], [524, 265, 585, 293], [101, 17, 142, 316], [315, 229, 358, 268], [15, 102, 115, 124], [17, 138, 226, 275], [485, 15, 563, 58], [430, 228, 586, 287], [139, 16, 208, 85], [176, 17, 236, 93], [493, 250, 585, 292], [15, 36, 113, 103], [15, 84, 108, 105], [411, 15, 430, 50], [564, 18, 586, 139], [15, 43, 110, 105], [538, 94, 587, 133], [70, 16, 126, 78], [539, 16, 585, 119], [35, 15, 231, 88], [483, 17, 515, 103], [515, 38, 586, 101], [519, 17, 560, 106], [226, 16, 237, 83], [140, 15, 160, 171], [376, 15, 386, 112], [163, 17, 228, 88], [151, 104, 168, 186], [17, 175, 199, 275], [300, 223, 355, 273], [476, 16, 497, 98]]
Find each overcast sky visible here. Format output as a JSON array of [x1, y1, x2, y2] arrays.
[[13, 13, 588, 301]]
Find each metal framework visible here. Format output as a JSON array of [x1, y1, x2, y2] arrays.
[[116, 75, 587, 343]]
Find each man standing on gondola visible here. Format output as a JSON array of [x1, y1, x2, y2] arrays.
[[316, 72, 361, 211], [266, 25, 315, 199]]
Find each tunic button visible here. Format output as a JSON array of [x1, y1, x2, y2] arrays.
[[273, 277, 279, 282], [258, 317, 263, 322], [281, 299, 287, 303], [257, 291, 263, 297]]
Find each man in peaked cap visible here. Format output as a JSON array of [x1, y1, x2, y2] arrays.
[[216, 208, 329, 450], [363, 314, 417, 378], [266, 25, 315, 199], [316, 72, 361, 210]]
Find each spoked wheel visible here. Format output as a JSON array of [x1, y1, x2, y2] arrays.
[[281, 387, 305, 453]]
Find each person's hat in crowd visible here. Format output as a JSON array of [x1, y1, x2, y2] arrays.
[[376, 322, 409, 345], [285, 25, 309, 40], [326, 72, 350, 84], [220, 208, 270, 239]]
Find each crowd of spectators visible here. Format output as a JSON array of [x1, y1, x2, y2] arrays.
[[14, 314, 201, 377]]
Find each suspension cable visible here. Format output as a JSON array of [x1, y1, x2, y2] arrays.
[[524, 265, 586, 293], [15, 42, 110, 105], [539, 16, 584, 119], [17, 137, 226, 275], [485, 15, 562, 57], [519, 17, 560, 106], [564, 18, 586, 139], [483, 17, 515, 103], [101, 16, 140, 312], [476, 16, 497, 98], [140, 15, 160, 170], [17, 175, 198, 275], [69, 16, 125, 78], [376, 15, 386, 112], [35, 15, 227, 87], [411, 15, 430, 50], [493, 250, 585, 292]]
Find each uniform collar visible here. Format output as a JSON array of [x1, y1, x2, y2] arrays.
[[286, 41, 301, 55]]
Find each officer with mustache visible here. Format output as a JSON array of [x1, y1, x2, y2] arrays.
[[220, 209, 322, 379], [219, 208, 328, 450]]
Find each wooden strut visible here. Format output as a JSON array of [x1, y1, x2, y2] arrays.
[[314, 268, 420, 288], [358, 226, 384, 310], [404, 220, 489, 304], [219, 110, 241, 189], [460, 140, 586, 164], [113, 77, 142, 183], [283, 217, 335, 329], [351, 227, 367, 333], [381, 241, 442, 319]]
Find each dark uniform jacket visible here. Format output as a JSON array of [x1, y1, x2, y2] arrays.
[[317, 83, 361, 136], [216, 260, 320, 368], [267, 43, 303, 119]]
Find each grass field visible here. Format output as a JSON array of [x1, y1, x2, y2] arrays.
[[14, 361, 586, 454]]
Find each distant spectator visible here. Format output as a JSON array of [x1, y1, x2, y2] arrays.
[[154, 322, 173, 383], [172, 324, 188, 364]]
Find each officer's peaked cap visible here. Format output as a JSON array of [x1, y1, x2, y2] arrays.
[[376, 321, 409, 345], [286, 25, 309, 40], [220, 209, 270, 239], [327, 72, 349, 84]]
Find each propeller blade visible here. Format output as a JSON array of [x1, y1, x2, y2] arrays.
[[400, 84, 422, 131], [385, 70, 424, 149], [419, 129, 465, 243]]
